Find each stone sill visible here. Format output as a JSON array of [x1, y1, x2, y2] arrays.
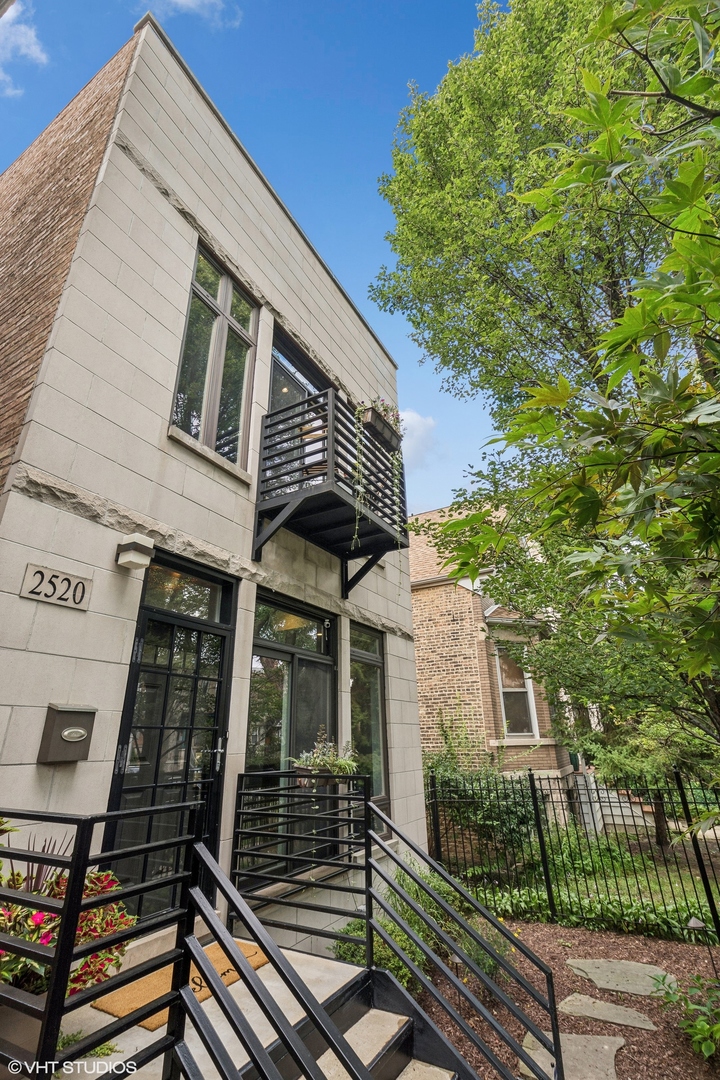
[[168, 424, 252, 486], [488, 737, 558, 747]]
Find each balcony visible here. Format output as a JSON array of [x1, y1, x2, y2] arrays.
[[253, 389, 408, 596]]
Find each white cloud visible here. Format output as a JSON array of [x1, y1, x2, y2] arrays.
[[400, 409, 437, 473], [148, 0, 242, 29], [0, 2, 47, 98]]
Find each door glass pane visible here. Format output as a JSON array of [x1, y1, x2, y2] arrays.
[[351, 658, 386, 797], [270, 346, 320, 412], [145, 564, 222, 621], [173, 294, 216, 440], [141, 622, 172, 668], [195, 252, 222, 300], [295, 659, 333, 761], [195, 679, 219, 727], [165, 676, 194, 727], [159, 728, 188, 783], [190, 730, 214, 782], [215, 328, 249, 463], [231, 286, 253, 331], [246, 654, 291, 771], [131, 672, 167, 727], [503, 692, 534, 734], [173, 627, 199, 673], [254, 603, 323, 651], [124, 727, 161, 788], [199, 634, 221, 677]]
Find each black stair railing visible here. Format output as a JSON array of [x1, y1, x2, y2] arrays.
[[368, 804, 564, 1080], [168, 841, 374, 1080], [0, 801, 198, 1076]]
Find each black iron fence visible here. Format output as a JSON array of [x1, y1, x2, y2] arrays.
[[426, 768, 720, 945]]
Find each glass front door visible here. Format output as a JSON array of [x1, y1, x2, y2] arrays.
[[107, 561, 235, 916]]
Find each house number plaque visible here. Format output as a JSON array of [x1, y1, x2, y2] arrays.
[[20, 564, 92, 611]]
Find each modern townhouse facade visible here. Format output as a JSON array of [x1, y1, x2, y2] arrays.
[[0, 13, 426, 892], [409, 510, 572, 776]]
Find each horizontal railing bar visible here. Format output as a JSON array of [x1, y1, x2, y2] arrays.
[[235, 804, 365, 821], [263, 390, 329, 421], [231, 847, 356, 872], [0, 886, 64, 913], [63, 947, 184, 1012], [0, 846, 73, 868], [236, 827, 363, 847], [0, 983, 46, 1018], [184, 935, 286, 1080], [119, 1035, 177, 1076], [232, 912, 366, 944], [56, 993, 178, 1063], [370, 808, 554, 976], [370, 850, 549, 1011], [371, 866, 550, 1030], [192, 846, 373, 1080], [235, 890, 366, 920], [72, 906, 185, 959], [79, 871, 188, 911], [371, 919, 545, 1080], [94, 832, 195, 863], [0, 801, 199, 827], [0, 930, 54, 962], [188, 884, 332, 1080], [231, 866, 365, 895]]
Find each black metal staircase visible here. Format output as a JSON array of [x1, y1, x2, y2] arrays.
[[0, 788, 564, 1080]]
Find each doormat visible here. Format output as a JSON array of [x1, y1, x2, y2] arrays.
[[91, 940, 268, 1031]]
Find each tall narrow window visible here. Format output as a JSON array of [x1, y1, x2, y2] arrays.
[[350, 624, 389, 808], [496, 647, 537, 736], [173, 249, 256, 465]]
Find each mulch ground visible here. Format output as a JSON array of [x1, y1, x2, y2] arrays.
[[417, 922, 719, 1080]]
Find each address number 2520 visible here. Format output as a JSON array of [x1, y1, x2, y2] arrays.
[[20, 564, 92, 611]]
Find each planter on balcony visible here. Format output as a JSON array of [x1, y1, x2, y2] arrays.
[[362, 407, 402, 453]]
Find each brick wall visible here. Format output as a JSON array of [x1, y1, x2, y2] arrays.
[[411, 582, 487, 765], [0, 36, 136, 493], [408, 509, 448, 580]]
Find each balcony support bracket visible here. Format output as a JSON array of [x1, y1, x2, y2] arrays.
[[253, 498, 310, 562], [341, 552, 383, 600]]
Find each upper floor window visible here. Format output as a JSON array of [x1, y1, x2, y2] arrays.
[[269, 336, 325, 413], [496, 646, 538, 737], [173, 250, 256, 465]]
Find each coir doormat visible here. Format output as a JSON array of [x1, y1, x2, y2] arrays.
[[91, 940, 268, 1031]]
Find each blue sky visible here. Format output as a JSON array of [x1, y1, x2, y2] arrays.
[[0, 0, 495, 513]]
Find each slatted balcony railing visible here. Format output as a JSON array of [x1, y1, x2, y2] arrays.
[[254, 390, 408, 595]]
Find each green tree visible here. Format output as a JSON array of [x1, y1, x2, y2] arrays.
[[372, 0, 667, 423], [427, 1, 720, 757]]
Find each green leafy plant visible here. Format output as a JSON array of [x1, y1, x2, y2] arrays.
[[291, 727, 358, 775], [56, 1031, 119, 1058], [0, 869, 137, 996], [655, 974, 720, 1059]]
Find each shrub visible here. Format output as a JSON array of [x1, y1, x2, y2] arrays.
[[655, 975, 720, 1059]]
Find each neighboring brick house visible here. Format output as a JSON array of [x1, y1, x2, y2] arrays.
[[409, 509, 571, 776]]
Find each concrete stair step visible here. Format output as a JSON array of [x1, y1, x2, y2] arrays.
[[316, 1008, 410, 1079], [396, 1062, 456, 1080]]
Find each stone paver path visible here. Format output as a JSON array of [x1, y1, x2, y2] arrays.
[[559, 992, 656, 1030], [566, 958, 675, 996], [519, 1032, 625, 1080]]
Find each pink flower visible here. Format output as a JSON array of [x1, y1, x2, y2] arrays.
[[30, 911, 46, 926], [39, 931, 53, 946]]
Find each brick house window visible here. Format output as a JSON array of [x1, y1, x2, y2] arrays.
[[173, 249, 256, 465], [496, 647, 538, 736]]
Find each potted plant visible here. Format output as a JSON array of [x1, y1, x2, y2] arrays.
[[0, 850, 136, 1056], [291, 728, 358, 785], [361, 398, 402, 453]]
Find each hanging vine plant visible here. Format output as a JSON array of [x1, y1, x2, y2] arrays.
[[351, 403, 367, 550]]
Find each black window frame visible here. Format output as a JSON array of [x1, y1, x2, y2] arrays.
[[269, 330, 331, 414], [247, 593, 337, 771], [172, 247, 258, 469], [349, 622, 390, 814]]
